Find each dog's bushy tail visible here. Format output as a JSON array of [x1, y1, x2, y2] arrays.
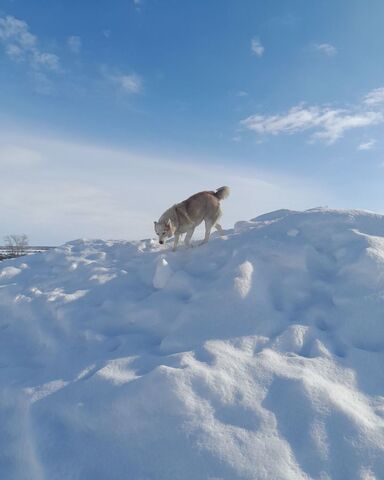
[[214, 186, 230, 200]]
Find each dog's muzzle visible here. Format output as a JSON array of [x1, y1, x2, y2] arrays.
[[159, 240, 164, 245]]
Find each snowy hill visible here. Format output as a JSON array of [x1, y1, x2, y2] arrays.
[[1, 208, 384, 480]]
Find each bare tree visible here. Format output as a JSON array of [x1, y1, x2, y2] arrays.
[[4, 234, 29, 257]]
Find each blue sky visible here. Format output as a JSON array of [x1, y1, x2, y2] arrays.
[[1, 0, 384, 244]]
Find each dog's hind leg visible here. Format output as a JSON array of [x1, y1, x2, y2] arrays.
[[184, 227, 195, 247], [201, 220, 213, 245]]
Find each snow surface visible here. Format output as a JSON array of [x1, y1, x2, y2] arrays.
[[1, 208, 384, 480]]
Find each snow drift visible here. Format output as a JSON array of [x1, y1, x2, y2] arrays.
[[1, 208, 384, 480]]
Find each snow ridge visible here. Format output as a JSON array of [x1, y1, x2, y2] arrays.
[[1, 208, 384, 480]]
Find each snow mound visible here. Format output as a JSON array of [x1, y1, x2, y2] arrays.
[[1, 208, 384, 480]]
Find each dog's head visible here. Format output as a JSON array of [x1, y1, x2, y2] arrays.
[[154, 219, 174, 245]]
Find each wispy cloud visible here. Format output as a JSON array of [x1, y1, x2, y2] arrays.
[[67, 35, 82, 54], [33, 51, 60, 70], [313, 43, 337, 56], [363, 87, 384, 106], [242, 105, 382, 144], [358, 139, 376, 151], [104, 69, 143, 94], [0, 15, 61, 93], [117, 74, 142, 93], [0, 15, 60, 72], [251, 38, 264, 57], [241, 87, 384, 144]]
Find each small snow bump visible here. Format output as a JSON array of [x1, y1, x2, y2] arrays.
[[15, 294, 32, 303], [0, 266, 21, 279], [26, 379, 69, 403], [153, 256, 172, 289], [97, 357, 139, 385], [234, 261, 254, 298], [45, 288, 88, 302], [272, 325, 309, 354], [90, 273, 117, 284], [30, 287, 43, 296]]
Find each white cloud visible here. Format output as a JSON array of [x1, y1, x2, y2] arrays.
[[0, 14, 60, 94], [241, 88, 384, 144], [0, 15, 36, 49], [32, 51, 60, 71], [358, 139, 376, 151], [0, 15, 60, 73], [5, 43, 23, 61], [67, 35, 82, 54], [104, 70, 143, 94], [251, 38, 264, 57], [313, 43, 337, 56], [117, 74, 142, 93], [312, 110, 382, 143], [363, 87, 384, 106]]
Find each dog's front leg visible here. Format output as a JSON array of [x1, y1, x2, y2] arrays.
[[184, 227, 195, 247], [172, 233, 180, 251]]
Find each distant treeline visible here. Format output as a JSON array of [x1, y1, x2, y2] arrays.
[[0, 246, 54, 261]]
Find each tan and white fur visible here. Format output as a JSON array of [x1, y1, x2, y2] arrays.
[[154, 186, 230, 250]]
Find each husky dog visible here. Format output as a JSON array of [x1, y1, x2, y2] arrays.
[[154, 186, 230, 250]]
